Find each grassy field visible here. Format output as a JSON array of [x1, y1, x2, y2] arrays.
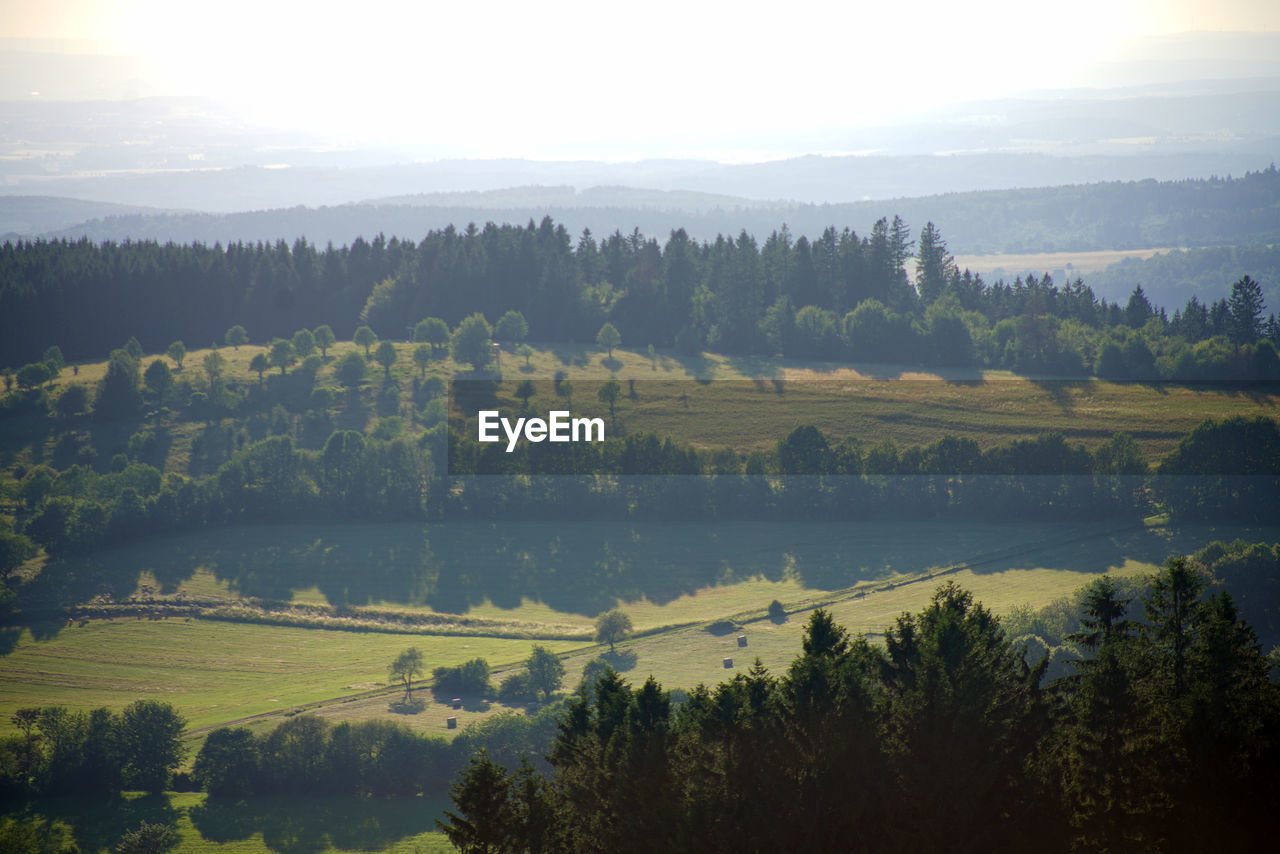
[[4, 339, 1277, 852], [951, 247, 1176, 278], [7, 518, 1273, 741], [1, 792, 454, 854], [0, 618, 581, 735], [462, 356, 1279, 462], [21, 340, 1279, 478]]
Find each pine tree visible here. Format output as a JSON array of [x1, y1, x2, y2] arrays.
[[914, 221, 956, 304], [1227, 274, 1265, 344], [438, 751, 518, 854]]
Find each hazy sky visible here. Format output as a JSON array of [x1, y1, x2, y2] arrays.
[[5, 0, 1279, 159]]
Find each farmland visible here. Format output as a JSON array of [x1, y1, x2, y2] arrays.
[[3, 337, 1278, 852], [5, 514, 1276, 741]]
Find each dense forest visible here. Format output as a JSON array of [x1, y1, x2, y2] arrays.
[[434, 562, 1280, 854], [1085, 242, 1280, 308], [3, 210, 1280, 382]]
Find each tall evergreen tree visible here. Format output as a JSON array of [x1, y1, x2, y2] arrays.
[[1227, 274, 1265, 344]]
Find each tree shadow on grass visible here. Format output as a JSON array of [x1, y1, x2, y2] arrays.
[[388, 697, 426, 715], [1028, 379, 1089, 415], [27, 793, 180, 854], [190, 795, 445, 854], [601, 649, 637, 672], [0, 627, 22, 655]]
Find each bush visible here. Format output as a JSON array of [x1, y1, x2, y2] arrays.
[[498, 672, 534, 704], [434, 658, 493, 698]]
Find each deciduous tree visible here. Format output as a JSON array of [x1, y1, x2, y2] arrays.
[[596, 322, 621, 356], [413, 344, 431, 378], [313, 324, 336, 357], [269, 339, 296, 375], [495, 310, 529, 343], [119, 700, 186, 794], [525, 645, 565, 702], [354, 326, 378, 358], [292, 328, 316, 360], [597, 379, 620, 424], [375, 340, 397, 379], [249, 352, 269, 383], [224, 325, 248, 349], [451, 313, 493, 371], [595, 609, 632, 653], [166, 341, 186, 370], [334, 351, 367, 390], [389, 647, 425, 703]]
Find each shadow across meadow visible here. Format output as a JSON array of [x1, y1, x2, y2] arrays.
[[11, 501, 1267, 649], [188, 795, 446, 854]]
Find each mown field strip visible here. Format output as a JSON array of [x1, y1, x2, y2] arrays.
[[0, 620, 581, 733]]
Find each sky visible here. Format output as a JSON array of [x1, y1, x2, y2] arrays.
[[4, 0, 1280, 159]]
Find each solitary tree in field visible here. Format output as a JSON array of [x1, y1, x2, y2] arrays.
[[292, 328, 316, 360], [249, 352, 269, 384], [495, 310, 529, 343], [225, 325, 248, 349], [525, 645, 565, 702], [597, 379, 620, 424], [517, 343, 534, 368], [335, 351, 367, 390], [354, 326, 378, 358], [389, 647, 425, 703], [596, 322, 621, 357], [451, 313, 494, 371], [313, 324, 336, 358], [415, 317, 451, 354], [413, 344, 431, 378], [595, 609, 632, 653], [202, 350, 225, 382], [375, 340, 397, 379], [269, 339, 296, 375], [166, 341, 186, 371]]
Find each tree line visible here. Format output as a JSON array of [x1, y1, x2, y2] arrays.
[[8, 414, 1276, 564], [4, 217, 1279, 381], [439, 564, 1279, 853], [0, 700, 186, 799], [4, 556, 1277, 853]]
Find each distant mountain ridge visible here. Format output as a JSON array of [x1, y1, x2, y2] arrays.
[[13, 167, 1278, 259]]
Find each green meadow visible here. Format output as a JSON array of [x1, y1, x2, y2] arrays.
[[4, 339, 1277, 852]]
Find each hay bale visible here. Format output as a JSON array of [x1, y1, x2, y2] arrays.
[[723, 657, 733, 668], [446, 716, 457, 729], [737, 635, 747, 647], [451, 697, 462, 710]]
